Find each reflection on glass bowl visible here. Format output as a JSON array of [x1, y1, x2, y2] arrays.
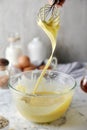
[[9, 70, 76, 123]]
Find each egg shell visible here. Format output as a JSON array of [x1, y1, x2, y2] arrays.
[[23, 66, 36, 71], [29, 63, 37, 68], [18, 55, 30, 68], [15, 64, 23, 71], [39, 65, 52, 70]]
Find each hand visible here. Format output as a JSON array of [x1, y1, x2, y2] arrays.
[[48, 0, 65, 7]]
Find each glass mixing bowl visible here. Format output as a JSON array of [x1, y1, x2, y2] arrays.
[[9, 70, 76, 123]]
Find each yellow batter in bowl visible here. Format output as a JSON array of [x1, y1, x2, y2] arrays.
[[9, 71, 76, 123]]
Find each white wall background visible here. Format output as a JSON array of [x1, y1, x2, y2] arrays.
[[0, 0, 87, 63]]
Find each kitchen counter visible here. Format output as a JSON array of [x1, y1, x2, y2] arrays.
[[0, 77, 87, 130]]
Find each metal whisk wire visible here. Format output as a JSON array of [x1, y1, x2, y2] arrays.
[[37, 4, 60, 24]]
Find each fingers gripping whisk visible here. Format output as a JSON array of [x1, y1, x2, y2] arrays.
[[37, 4, 60, 25]]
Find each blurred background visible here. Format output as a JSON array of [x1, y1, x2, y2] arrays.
[[0, 0, 87, 63]]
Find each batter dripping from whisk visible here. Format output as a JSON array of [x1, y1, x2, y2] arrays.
[[33, 1, 65, 94]]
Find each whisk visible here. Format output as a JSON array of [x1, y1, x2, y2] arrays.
[[37, 0, 65, 23], [37, 4, 60, 24], [37, 3, 60, 42]]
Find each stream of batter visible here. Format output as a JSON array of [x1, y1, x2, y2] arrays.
[[33, 10, 60, 94]]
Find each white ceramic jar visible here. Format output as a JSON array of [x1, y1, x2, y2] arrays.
[[28, 37, 47, 66], [5, 34, 23, 66]]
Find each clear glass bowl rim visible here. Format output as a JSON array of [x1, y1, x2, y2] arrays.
[[9, 70, 77, 97]]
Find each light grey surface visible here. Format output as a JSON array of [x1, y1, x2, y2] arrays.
[[0, 0, 87, 62]]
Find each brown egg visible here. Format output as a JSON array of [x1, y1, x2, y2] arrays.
[[18, 55, 30, 68], [38, 65, 45, 70], [23, 66, 36, 71], [47, 66, 52, 70], [15, 64, 23, 71], [39, 65, 52, 70], [30, 63, 37, 68]]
